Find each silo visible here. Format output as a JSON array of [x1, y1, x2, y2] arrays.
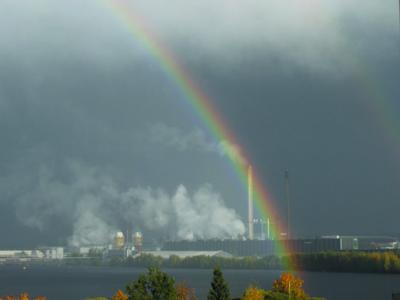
[[133, 232, 143, 253], [114, 231, 125, 249]]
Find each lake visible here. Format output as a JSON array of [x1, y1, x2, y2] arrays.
[[0, 265, 399, 299]]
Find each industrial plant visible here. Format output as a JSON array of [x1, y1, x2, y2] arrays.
[[0, 167, 398, 264], [162, 167, 398, 256]]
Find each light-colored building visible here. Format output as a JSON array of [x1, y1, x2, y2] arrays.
[[0, 250, 44, 262], [40, 247, 64, 260], [322, 235, 399, 251], [103, 247, 133, 259], [139, 250, 233, 259], [68, 245, 106, 256]]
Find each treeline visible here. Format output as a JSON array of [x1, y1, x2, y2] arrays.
[[0, 294, 45, 300], [85, 267, 324, 300], [1, 268, 324, 300], [103, 251, 400, 274], [293, 251, 400, 273], [117, 254, 285, 270]]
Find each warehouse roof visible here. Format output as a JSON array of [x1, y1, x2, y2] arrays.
[[138, 250, 233, 259]]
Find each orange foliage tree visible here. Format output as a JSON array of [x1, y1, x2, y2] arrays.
[[0, 294, 46, 300], [272, 272, 307, 299], [242, 286, 266, 300], [175, 282, 198, 300], [19, 294, 29, 300], [112, 290, 128, 300]]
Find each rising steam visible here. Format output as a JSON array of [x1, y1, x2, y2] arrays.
[[12, 161, 245, 246], [149, 123, 247, 165]]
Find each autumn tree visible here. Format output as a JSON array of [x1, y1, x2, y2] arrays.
[[272, 273, 307, 300], [242, 286, 266, 300], [1, 295, 47, 300], [126, 267, 176, 300], [112, 290, 128, 300], [176, 282, 198, 300], [207, 267, 231, 300]]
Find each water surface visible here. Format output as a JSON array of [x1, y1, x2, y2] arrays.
[[0, 265, 399, 299]]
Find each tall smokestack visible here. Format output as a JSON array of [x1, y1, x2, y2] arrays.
[[248, 165, 254, 240], [284, 170, 290, 240]]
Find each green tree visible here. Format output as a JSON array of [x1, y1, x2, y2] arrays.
[[207, 267, 231, 300], [126, 267, 176, 300]]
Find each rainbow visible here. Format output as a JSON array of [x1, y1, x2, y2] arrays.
[[306, 1, 400, 155], [103, 0, 294, 268], [100, 0, 399, 273]]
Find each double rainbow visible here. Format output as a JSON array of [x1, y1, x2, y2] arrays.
[[100, 0, 399, 273], [102, 1, 290, 256]]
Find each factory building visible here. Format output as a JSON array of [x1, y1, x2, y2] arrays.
[[162, 236, 399, 257], [285, 238, 341, 253], [40, 247, 64, 260], [162, 239, 333, 256], [103, 231, 144, 259], [322, 235, 399, 251], [139, 251, 233, 259], [0, 250, 44, 262], [68, 245, 106, 256], [104, 247, 133, 259], [163, 239, 277, 256], [0, 248, 64, 262]]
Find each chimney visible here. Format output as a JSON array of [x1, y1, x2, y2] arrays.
[[248, 165, 254, 240]]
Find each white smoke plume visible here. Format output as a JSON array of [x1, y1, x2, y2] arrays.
[[12, 161, 245, 246], [149, 123, 247, 164], [149, 123, 217, 153], [70, 209, 117, 247], [122, 184, 245, 241]]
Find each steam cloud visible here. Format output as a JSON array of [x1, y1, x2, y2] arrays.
[[12, 161, 245, 246], [149, 123, 247, 165], [149, 123, 217, 153]]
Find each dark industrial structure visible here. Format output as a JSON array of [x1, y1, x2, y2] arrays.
[[163, 236, 399, 257], [163, 238, 341, 257]]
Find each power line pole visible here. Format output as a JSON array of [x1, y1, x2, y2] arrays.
[[285, 170, 290, 240]]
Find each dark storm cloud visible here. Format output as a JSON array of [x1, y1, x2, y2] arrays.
[[0, 0, 399, 247]]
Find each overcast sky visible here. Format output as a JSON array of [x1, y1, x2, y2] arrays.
[[0, 0, 399, 248]]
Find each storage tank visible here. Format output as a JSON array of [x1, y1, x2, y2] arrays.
[[114, 231, 125, 249], [133, 232, 143, 253]]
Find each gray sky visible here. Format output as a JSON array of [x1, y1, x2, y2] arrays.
[[0, 0, 399, 247]]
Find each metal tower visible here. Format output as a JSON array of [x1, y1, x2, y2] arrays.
[[285, 170, 291, 240]]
